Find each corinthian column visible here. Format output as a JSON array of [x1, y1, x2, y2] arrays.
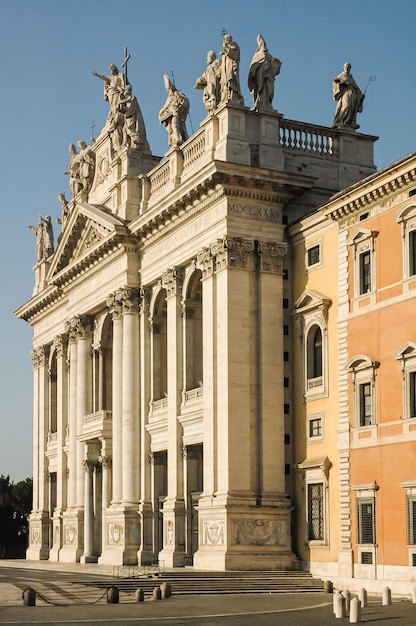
[[106, 292, 123, 504], [119, 288, 140, 505]]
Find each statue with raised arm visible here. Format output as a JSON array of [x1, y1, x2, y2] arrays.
[[248, 34, 282, 112], [195, 51, 222, 113], [332, 63, 365, 130], [220, 33, 244, 105], [65, 143, 82, 197], [77, 140, 96, 193], [158, 75, 190, 148], [92, 64, 124, 123], [29, 216, 54, 262], [118, 84, 150, 151]]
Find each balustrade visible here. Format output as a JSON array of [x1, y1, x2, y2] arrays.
[[280, 119, 336, 156]]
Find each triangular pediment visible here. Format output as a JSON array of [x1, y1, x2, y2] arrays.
[[47, 203, 128, 282], [294, 289, 331, 314]]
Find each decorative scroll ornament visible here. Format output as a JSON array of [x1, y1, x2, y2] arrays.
[[257, 240, 287, 273], [107, 287, 140, 317]]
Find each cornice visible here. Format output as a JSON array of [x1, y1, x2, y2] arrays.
[[15, 285, 65, 323], [324, 153, 416, 222]]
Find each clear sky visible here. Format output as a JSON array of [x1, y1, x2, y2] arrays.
[[0, 0, 415, 482]]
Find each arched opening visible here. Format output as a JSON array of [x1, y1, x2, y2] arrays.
[[152, 290, 167, 401], [185, 270, 203, 391], [307, 324, 323, 385]]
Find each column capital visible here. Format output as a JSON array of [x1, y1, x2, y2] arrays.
[[257, 240, 287, 273], [212, 236, 255, 271], [31, 345, 49, 368], [65, 315, 93, 341], [53, 334, 68, 358], [162, 267, 184, 298], [107, 287, 140, 316], [139, 287, 151, 315], [99, 455, 112, 469], [196, 247, 214, 279]]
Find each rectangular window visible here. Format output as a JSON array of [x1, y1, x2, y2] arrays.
[[407, 497, 416, 545], [359, 382, 372, 426], [410, 372, 416, 418], [308, 483, 324, 541], [307, 245, 320, 267], [357, 498, 375, 544], [359, 250, 371, 294], [410, 231, 416, 276], [309, 418, 322, 438]]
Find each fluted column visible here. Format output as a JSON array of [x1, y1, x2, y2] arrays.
[[81, 460, 95, 561], [26, 345, 50, 561], [106, 293, 123, 504], [120, 288, 140, 505], [66, 333, 77, 509], [138, 288, 154, 563], [54, 335, 68, 511], [100, 455, 112, 556]]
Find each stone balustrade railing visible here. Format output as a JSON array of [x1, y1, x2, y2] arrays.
[[182, 128, 206, 171], [280, 119, 337, 156]]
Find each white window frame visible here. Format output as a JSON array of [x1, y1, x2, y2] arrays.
[[395, 342, 416, 420], [351, 483, 379, 569], [347, 355, 379, 428], [297, 457, 331, 548], [305, 238, 323, 271], [347, 228, 378, 298], [294, 290, 331, 401], [307, 412, 324, 442], [400, 481, 416, 566], [396, 203, 416, 279]]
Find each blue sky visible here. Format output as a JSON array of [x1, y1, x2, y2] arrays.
[[0, 0, 415, 482]]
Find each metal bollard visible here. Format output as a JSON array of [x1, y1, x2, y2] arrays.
[[152, 586, 161, 600], [349, 597, 361, 623], [22, 587, 36, 606], [107, 585, 119, 604], [412, 587, 416, 604], [335, 594, 346, 619], [160, 582, 172, 598], [358, 587, 367, 608], [382, 586, 391, 606], [134, 588, 144, 602], [342, 589, 351, 612], [324, 580, 333, 593]]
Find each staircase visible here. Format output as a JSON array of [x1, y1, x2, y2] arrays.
[[85, 570, 325, 596]]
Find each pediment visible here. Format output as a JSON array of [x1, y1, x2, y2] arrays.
[[395, 341, 416, 360], [294, 289, 331, 314], [47, 203, 127, 281]]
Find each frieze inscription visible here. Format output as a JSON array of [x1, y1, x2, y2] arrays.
[[229, 203, 281, 222]]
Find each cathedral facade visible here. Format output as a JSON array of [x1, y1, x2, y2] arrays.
[[17, 39, 416, 591]]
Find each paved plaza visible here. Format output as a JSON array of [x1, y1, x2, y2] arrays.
[[1, 561, 416, 625]]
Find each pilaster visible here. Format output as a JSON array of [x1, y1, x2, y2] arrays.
[[194, 237, 295, 571], [158, 268, 186, 567]]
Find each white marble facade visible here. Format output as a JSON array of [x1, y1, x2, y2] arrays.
[[17, 53, 377, 569]]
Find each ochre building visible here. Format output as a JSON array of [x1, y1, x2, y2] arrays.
[[16, 43, 416, 592]]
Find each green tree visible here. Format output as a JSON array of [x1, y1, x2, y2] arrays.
[[0, 475, 32, 558]]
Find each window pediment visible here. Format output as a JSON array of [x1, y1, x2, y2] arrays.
[[395, 342, 416, 361], [347, 354, 379, 373], [294, 289, 331, 316], [396, 203, 416, 224]]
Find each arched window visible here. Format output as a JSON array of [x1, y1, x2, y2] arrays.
[[152, 290, 167, 401], [49, 350, 57, 433], [184, 270, 203, 391], [307, 325, 323, 381]]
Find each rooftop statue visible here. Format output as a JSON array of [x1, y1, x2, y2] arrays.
[[118, 84, 150, 151], [77, 140, 96, 194], [248, 34, 282, 112], [195, 51, 222, 113], [65, 143, 82, 197], [92, 64, 124, 125], [159, 75, 190, 148], [29, 216, 54, 262], [220, 33, 244, 105], [332, 63, 365, 130], [57, 193, 70, 230]]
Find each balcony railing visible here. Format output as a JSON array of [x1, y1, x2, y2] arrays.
[[307, 376, 323, 390], [280, 119, 336, 156]]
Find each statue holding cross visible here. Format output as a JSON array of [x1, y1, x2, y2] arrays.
[[92, 63, 125, 124]]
